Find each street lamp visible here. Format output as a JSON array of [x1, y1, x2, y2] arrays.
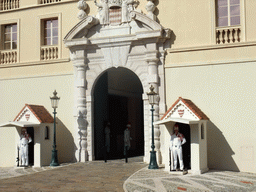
[[147, 85, 159, 169], [50, 90, 60, 166]]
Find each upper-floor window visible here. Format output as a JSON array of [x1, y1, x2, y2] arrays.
[[215, 0, 241, 44], [217, 0, 240, 27], [40, 18, 59, 60], [44, 18, 58, 46], [4, 24, 17, 50]]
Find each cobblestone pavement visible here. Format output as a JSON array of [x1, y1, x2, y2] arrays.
[[2, 157, 256, 192], [124, 167, 256, 192], [0, 156, 146, 192]]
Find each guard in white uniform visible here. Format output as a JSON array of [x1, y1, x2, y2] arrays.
[[170, 124, 186, 171], [19, 128, 32, 166], [124, 123, 132, 155]]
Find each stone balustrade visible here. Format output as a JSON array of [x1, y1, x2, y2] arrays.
[[0, 0, 19, 11], [39, 0, 61, 4], [216, 26, 241, 44], [0, 50, 17, 64], [41, 46, 58, 60]]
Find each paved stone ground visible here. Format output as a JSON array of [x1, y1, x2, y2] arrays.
[[2, 157, 256, 192], [0, 157, 146, 192], [124, 167, 256, 192]]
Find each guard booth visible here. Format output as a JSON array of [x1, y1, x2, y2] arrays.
[[155, 97, 209, 174], [0, 104, 54, 167]]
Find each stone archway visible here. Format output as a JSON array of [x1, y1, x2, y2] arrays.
[[92, 67, 144, 160], [64, 9, 170, 163]]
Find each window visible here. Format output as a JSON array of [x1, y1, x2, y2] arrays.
[[215, 0, 242, 44], [45, 126, 49, 140], [44, 18, 58, 46], [4, 24, 17, 50], [201, 125, 204, 140], [41, 18, 59, 60], [217, 0, 240, 27], [0, 21, 18, 64]]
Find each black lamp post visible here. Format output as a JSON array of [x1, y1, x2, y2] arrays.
[[147, 85, 159, 169], [50, 90, 60, 166]]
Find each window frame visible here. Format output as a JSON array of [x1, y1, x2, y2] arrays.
[[43, 18, 59, 46], [216, 0, 241, 27], [211, 0, 245, 44], [0, 19, 20, 63], [37, 13, 62, 60], [3, 23, 18, 50]]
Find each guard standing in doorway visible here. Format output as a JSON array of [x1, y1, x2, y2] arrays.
[[19, 128, 32, 167], [105, 122, 111, 153], [124, 123, 132, 158], [170, 124, 187, 174]]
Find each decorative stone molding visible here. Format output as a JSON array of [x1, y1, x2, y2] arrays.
[[70, 46, 88, 162], [77, 0, 88, 20], [64, 5, 171, 163], [64, 16, 99, 41]]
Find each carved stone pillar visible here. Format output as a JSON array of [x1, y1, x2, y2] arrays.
[[70, 46, 88, 162], [146, 50, 162, 164]]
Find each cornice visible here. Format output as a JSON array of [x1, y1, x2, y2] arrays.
[[165, 57, 256, 69], [168, 41, 256, 54]]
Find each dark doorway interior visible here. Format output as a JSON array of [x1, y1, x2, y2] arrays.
[[108, 95, 128, 158], [175, 123, 191, 170], [93, 68, 144, 160], [27, 127, 34, 166]]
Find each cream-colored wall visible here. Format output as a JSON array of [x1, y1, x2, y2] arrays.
[[0, 74, 75, 166], [245, 0, 256, 41], [40, 124, 54, 166], [158, 0, 212, 48], [157, 0, 256, 48], [199, 122, 208, 172], [165, 53, 256, 172], [0, 127, 17, 167], [163, 0, 256, 172]]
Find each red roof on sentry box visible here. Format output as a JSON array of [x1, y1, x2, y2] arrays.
[[161, 97, 209, 120], [14, 104, 54, 123]]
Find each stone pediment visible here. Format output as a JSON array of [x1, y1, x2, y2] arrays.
[[156, 97, 209, 125], [64, 11, 171, 45]]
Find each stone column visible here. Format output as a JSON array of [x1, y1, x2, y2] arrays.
[[70, 46, 88, 162], [146, 47, 162, 164]]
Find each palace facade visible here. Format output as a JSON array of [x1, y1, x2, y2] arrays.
[[0, 0, 255, 174]]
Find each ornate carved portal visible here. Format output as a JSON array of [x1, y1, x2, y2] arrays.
[[64, 2, 171, 164]]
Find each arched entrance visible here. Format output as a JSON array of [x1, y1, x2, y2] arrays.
[[93, 67, 144, 160]]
